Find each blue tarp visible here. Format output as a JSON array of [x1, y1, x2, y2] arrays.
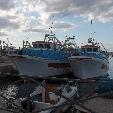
[[81, 52, 107, 60], [21, 48, 70, 61]]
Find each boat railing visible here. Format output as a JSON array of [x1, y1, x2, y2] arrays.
[[100, 50, 109, 58], [81, 52, 108, 60]]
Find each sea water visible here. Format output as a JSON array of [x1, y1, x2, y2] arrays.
[[109, 57, 113, 78]]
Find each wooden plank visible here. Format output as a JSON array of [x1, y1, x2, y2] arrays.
[[42, 83, 59, 104]]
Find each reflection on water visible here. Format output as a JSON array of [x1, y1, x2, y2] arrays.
[[109, 57, 113, 78], [0, 85, 18, 109], [0, 83, 41, 110]]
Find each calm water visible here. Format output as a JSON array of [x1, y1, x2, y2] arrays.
[[109, 57, 113, 78]]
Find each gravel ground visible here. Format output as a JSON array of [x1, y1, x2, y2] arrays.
[[0, 110, 11, 113], [84, 97, 113, 113]]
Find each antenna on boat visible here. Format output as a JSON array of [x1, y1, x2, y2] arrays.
[[6, 38, 10, 47], [91, 19, 93, 24], [89, 30, 96, 45], [48, 21, 54, 34], [49, 26, 53, 34], [90, 20, 107, 53], [90, 32, 95, 38], [89, 19, 96, 44], [100, 43, 108, 52], [63, 35, 77, 48], [44, 20, 61, 46]]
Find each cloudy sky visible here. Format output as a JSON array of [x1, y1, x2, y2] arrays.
[[0, 0, 113, 51]]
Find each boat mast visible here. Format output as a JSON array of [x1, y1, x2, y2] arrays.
[[44, 21, 62, 50]]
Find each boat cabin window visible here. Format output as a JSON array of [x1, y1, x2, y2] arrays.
[[82, 47, 99, 52], [33, 43, 51, 49], [33, 44, 38, 48], [93, 48, 98, 52], [82, 48, 86, 52], [87, 48, 92, 52], [38, 44, 44, 48], [44, 44, 51, 49]]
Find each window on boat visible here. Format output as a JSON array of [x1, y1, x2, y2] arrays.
[[33, 44, 38, 48], [55, 45, 61, 50], [45, 44, 51, 49], [38, 44, 44, 48], [93, 48, 98, 52], [82, 48, 86, 52], [87, 48, 92, 52]]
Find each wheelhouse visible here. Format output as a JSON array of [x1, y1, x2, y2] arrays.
[[81, 45, 100, 53], [32, 41, 61, 51]]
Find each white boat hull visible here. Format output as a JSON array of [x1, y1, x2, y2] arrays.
[[11, 55, 71, 77], [69, 56, 109, 79]]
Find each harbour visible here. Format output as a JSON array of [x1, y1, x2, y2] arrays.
[[0, 32, 112, 113], [0, 33, 112, 113], [0, 0, 113, 113]]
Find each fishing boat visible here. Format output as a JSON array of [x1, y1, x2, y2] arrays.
[[69, 38, 109, 79], [10, 33, 74, 77], [0, 39, 16, 56]]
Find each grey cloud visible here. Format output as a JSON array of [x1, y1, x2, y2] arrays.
[[0, 0, 112, 32], [7, 16, 17, 19], [0, 0, 15, 10], [42, 0, 113, 22], [23, 22, 75, 32], [0, 17, 19, 29], [0, 32, 9, 36], [53, 22, 75, 29], [23, 28, 48, 33]]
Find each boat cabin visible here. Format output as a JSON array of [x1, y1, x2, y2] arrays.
[[81, 45, 100, 53], [32, 41, 51, 49], [32, 41, 61, 51]]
